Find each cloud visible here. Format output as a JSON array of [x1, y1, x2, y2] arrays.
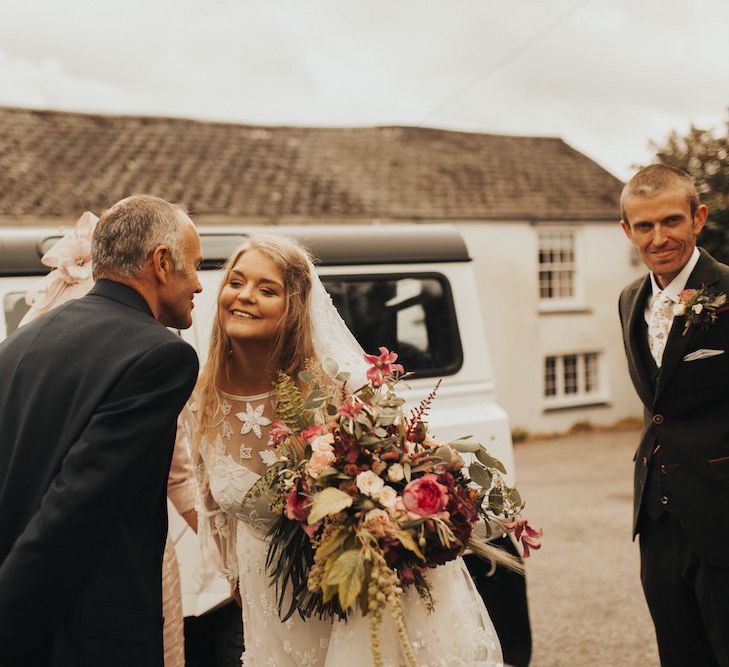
[[0, 49, 140, 112], [0, 0, 727, 180]]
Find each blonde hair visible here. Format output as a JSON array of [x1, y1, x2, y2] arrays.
[[194, 233, 316, 440]]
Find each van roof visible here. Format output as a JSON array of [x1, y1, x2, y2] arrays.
[[0, 224, 470, 276]]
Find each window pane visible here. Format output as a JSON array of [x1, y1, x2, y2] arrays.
[[544, 356, 557, 397], [557, 270, 574, 298], [539, 271, 553, 298], [563, 354, 578, 394], [584, 352, 598, 392], [538, 230, 575, 300], [322, 274, 462, 378]]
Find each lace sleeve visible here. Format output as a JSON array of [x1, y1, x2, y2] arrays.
[[167, 421, 196, 516], [183, 406, 239, 586]]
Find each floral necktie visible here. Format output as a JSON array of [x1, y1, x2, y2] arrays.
[[648, 292, 674, 367]]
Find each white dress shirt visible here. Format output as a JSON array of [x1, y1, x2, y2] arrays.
[[644, 246, 701, 326]]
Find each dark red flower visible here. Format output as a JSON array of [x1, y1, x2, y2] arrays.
[[398, 566, 416, 585], [504, 518, 543, 558], [285, 487, 311, 523]]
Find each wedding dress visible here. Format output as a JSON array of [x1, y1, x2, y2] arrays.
[[185, 390, 502, 667], [185, 261, 503, 666]]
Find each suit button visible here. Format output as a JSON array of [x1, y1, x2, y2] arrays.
[[660, 496, 669, 505], [653, 414, 664, 425], [660, 464, 667, 474]]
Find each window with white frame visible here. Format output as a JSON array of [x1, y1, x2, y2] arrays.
[[544, 352, 603, 405], [538, 229, 576, 302]]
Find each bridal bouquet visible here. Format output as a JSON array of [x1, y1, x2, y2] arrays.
[[245, 348, 539, 666]]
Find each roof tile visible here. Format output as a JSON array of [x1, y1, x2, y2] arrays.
[[0, 107, 622, 219]]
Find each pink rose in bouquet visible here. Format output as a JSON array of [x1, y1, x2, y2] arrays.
[[402, 474, 449, 517]]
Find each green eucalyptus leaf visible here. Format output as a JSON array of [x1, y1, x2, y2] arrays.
[[451, 441, 482, 454], [474, 447, 507, 474], [298, 370, 315, 384], [336, 372, 351, 383], [468, 462, 493, 490], [326, 402, 339, 416], [303, 390, 326, 410], [356, 413, 372, 428], [323, 357, 339, 378], [435, 446, 453, 463], [489, 489, 504, 514], [507, 486, 522, 507]]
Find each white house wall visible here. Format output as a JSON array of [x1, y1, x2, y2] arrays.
[[456, 221, 645, 434]]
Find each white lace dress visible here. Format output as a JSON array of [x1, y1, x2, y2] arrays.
[[183, 390, 503, 667]]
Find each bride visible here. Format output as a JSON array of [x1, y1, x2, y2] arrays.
[[182, 233, 503, 666]]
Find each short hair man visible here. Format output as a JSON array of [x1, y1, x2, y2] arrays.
[[619, 165, 729, 666], [0, 195, 202, 666]]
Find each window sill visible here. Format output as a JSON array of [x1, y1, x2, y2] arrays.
[[538, 304, 592, 315], [542, 397, 610, 413]]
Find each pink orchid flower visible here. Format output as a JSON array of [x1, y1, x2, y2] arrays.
[[504, 518, 543, 558], [337, 401, 364, 420], [364, 347, 405, 387]]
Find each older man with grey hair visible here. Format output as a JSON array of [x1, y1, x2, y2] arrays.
[[0, 194, 202, 666]]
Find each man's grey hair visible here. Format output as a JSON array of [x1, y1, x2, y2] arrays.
[[92, 194, 190, 280]]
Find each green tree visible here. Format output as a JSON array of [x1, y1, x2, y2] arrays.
[[650, 111, 729, 264]]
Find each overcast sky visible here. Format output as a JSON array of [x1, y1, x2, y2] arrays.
[[1, 0, 727, 180]]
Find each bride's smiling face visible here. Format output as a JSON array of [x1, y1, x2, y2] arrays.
[[219, 249, 287, 343]]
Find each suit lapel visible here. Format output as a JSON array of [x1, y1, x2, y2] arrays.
[[624, 275, 655, 407], [654, 249, 723, 403]]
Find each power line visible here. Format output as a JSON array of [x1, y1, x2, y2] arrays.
[[417, 0, 595, 126]]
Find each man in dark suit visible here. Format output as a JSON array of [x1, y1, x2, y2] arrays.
[[0, 195, 202, 666], [619, 165, 729, 666]]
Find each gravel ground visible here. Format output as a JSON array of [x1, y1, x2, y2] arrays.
[[514, 428, 660, 667]]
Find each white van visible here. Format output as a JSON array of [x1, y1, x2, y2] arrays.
[[0, 223, 530, 667]]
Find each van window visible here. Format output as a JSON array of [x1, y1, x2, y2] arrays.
[[321, 273, 463, 378], [3, 292, 31, 336]]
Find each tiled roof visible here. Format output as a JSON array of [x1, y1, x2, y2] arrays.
[[0, 107, 622, 220]]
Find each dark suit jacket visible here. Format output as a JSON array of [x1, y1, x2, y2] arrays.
[[0, 280, 198, 666], [619, 248, 729, 566]]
